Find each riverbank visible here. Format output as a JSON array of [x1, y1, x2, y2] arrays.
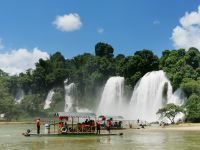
[[0, 121, 34, 124], [142, 123, 200, 131], [160, 123, 200, 131]]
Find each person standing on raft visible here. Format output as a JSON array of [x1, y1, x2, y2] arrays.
[[96, 120, 101, 134], [36, 118, 41, 134], [106, 119, 111, 134]]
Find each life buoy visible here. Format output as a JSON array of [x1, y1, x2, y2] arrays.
[[61, 127, 68, 133]]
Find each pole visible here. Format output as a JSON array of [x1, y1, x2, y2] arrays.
[[78, 117, 79, 133], [89, 117, 91, 132], [54, 120, 55, 133], [72, 117, 74, 133]]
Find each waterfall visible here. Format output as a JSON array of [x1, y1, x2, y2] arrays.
[[64, 80, 76, 112], [44, 89, 55, 109], [97, 76, 125, 116], [76, 108, 92, 113], [14, 89, 24, 103], [168, 88, 185, 105], [129, 70, 185, 122]]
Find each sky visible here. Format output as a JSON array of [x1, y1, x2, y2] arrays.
[[0, 0, 200, 75]]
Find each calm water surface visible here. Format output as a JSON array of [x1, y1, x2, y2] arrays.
[[0, 124, 200, 150]]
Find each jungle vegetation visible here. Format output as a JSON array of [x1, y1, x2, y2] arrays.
[[0, 42, 200, 122]]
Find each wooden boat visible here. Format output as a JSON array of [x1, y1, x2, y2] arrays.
[[23, 112, 123, 137]]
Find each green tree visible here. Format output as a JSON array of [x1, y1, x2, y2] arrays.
[[157, 103, 184, 124], [0, 77, 21, 120], [185, 47, 200, 69], [180, 79, 200, 97], [20, 94, 45, 117], [95, 42, 114, 58], [185, 94, 200, 122], [115, 54, 126, 76], [125, 49, 159, 88], [4, 104, 22, 121], [134, 49, 159, 74], [50, 52, 66, 68], [32, 66, 47, 92], [0, 69, 8, 77]]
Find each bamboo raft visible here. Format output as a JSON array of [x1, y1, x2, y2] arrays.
[[24, 132, 123, 137], [23, 112, 124, 137]]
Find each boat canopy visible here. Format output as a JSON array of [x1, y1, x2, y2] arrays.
[[55, 112, 96, 118]]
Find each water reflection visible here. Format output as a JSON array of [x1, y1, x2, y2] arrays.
[[98, 136, 111, 144]]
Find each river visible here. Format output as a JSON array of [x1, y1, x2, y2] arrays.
[[0, 124, 200, 150]]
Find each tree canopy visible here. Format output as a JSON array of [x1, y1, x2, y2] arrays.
[[157, 103, 184, 124], [95, 42, 114, 58], [185, 94, 200, 122]]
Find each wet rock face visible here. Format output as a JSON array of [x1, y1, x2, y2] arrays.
[[162, 82, 168, 100]]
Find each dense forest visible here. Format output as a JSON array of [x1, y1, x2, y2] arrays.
[[0, 42, 200, 122]]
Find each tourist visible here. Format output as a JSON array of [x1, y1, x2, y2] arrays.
[[85, 119, 88, 125], [119, 121, 122, 128], [58, 121, 63, 129], [91, 120, 96, 132], [141, 124, 145, 129], [106, 119, 111, 134], [36, 118, 41, 134], [96, 120, 101, 134], [22, 129, 31, 137], [63, 121, 68, 132], [64, 121, 68, 129], [137, 119, 140, 124], [58, 121, 65, 133], [129, 122, 132, 128]]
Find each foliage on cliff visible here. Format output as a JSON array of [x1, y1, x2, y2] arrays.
[[0, 42, 200, 121]]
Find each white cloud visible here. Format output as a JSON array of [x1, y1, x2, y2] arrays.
[[97, 28, 104, 34], [0, 48, 49, 75], [0, 38, 4, 50], [53, 13, 82, 32], [153, 20, 160, 25], [172, 6, 200, 50]]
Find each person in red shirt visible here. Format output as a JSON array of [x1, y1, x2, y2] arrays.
[[58, 121, 63, 129]]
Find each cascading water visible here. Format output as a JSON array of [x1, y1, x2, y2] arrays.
[[76, 108, 92, 113], [129, 70, 185, 122], [168, 88, 185, 105], [64, 80, 76, 112], [44, 89, 55, 109], [97, 76, 125, 116], [14, 89, 24, 103]]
